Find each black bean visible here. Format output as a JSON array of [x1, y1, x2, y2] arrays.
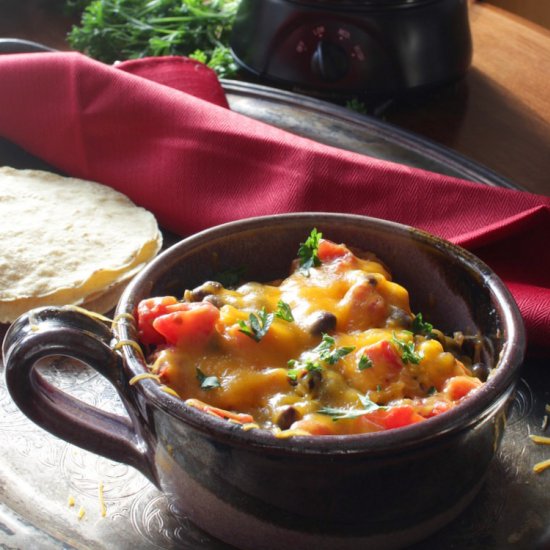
[[294, 370, 323, 399], [202, 294, 224, 308], [472, 362, 491, 382], [387, 306, 413, 329], [307, 370, 323, 392], [308, 311, 337, 335], [189, 281, 223, 302], [275, 406, 300, 430]]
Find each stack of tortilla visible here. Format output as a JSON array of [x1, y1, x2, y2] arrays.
[[0, 166, 163, 323]]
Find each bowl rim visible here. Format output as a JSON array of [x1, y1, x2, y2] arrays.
[[115, 212, 525, 455]]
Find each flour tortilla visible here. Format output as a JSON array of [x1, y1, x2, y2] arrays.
[[0, 167, 162, 322]]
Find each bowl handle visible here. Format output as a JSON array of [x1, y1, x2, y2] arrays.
[[2, 307, 157, 485]]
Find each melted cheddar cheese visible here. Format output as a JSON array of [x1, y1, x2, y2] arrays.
[[138, 236, 483, 436]]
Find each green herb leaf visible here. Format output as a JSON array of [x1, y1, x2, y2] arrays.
[[358, 394, 385, 412], [358, 354, 373, 371], [287, 358, 323, 383], [392, 334, 422, 365], [317, 406, 371, 421], [298, 228, 322, 273], [313, 333, 335, 354], [67, 0, 240, 77], [275, 300, 294, 322], [412, 313, 433, 336], [286, 333, 355, 383], [314, 333, 355, 365], [238, 307, 274, 342], [318, 395, 385, 421], [196, 367, 221, 390]]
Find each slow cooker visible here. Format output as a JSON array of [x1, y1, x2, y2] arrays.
[[230, 0, 472, 100]]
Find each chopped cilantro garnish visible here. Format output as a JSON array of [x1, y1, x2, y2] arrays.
[[286, 333, 355, 383], [358, 394, 384, 411], [317, 406, 372, 420], [318, 395, 385, 421], [238, 307, 274, 342], [412, 313, 433, 336], [196, 367, 221, 390], [287, 359, 323, 383], [314, 333, 355, 365], [358, 354, 373, 371], [298, 228, 322, 273], [325, 345, 356, 365], [275, 300, 294, 322], [392, 334, 422, 365]]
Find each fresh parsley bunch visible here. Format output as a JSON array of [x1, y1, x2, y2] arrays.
[[66, 0, 241, 77]]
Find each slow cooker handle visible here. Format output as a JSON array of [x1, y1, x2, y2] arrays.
[[2, 307, 157, 485]]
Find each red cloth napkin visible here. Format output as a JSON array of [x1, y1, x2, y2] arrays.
[[1, 52, 549, 355]]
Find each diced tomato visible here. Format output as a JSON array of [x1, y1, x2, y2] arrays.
[[136, 296, 179, 344], [185, 398, 254, 424], [365, 405, 425, 430], [444, 376, 482, 401], [289, 417, 335, 436], [317, 239, 350, 262], [363, 339, 403, 374], [152, 302, 220, 347]]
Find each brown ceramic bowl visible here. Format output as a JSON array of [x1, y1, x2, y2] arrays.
[[2, 213, 525, 550]]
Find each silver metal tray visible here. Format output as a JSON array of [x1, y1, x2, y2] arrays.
[[0, 41, 548, 549]]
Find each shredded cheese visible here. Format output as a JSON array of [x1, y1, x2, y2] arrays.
[[160, 385, 180, 398], [112, 312, 136, 326], [98, 482, 107, 518], [533, 459, 550, 474], [64, 305, 113, 323], [530, 426, 550, 474], [274, 428, 313, 439], [242, 423, 260, 431], [112, 339, 145, 357], [129, 373, 161, 385]]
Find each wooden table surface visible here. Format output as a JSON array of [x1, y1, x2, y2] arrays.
[[1, 0, 550, 196]]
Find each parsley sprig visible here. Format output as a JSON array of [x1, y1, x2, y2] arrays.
[[318, 395, 385, 421], [238, 307, 274, 342], [392, 333, 422, 365], [287, 333, 355, 382], [412, 313, 433, 336], [287, 360, 323, 383], [298, 228, 322, 273], [196, 367, 221, 390], [358, 354, 373, 371], [313, 334, 355, 365], [275, 300, 294, 322], [67, 0, 240, 77]]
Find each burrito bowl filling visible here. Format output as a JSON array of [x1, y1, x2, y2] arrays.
[[134, 229, 486, 437]]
